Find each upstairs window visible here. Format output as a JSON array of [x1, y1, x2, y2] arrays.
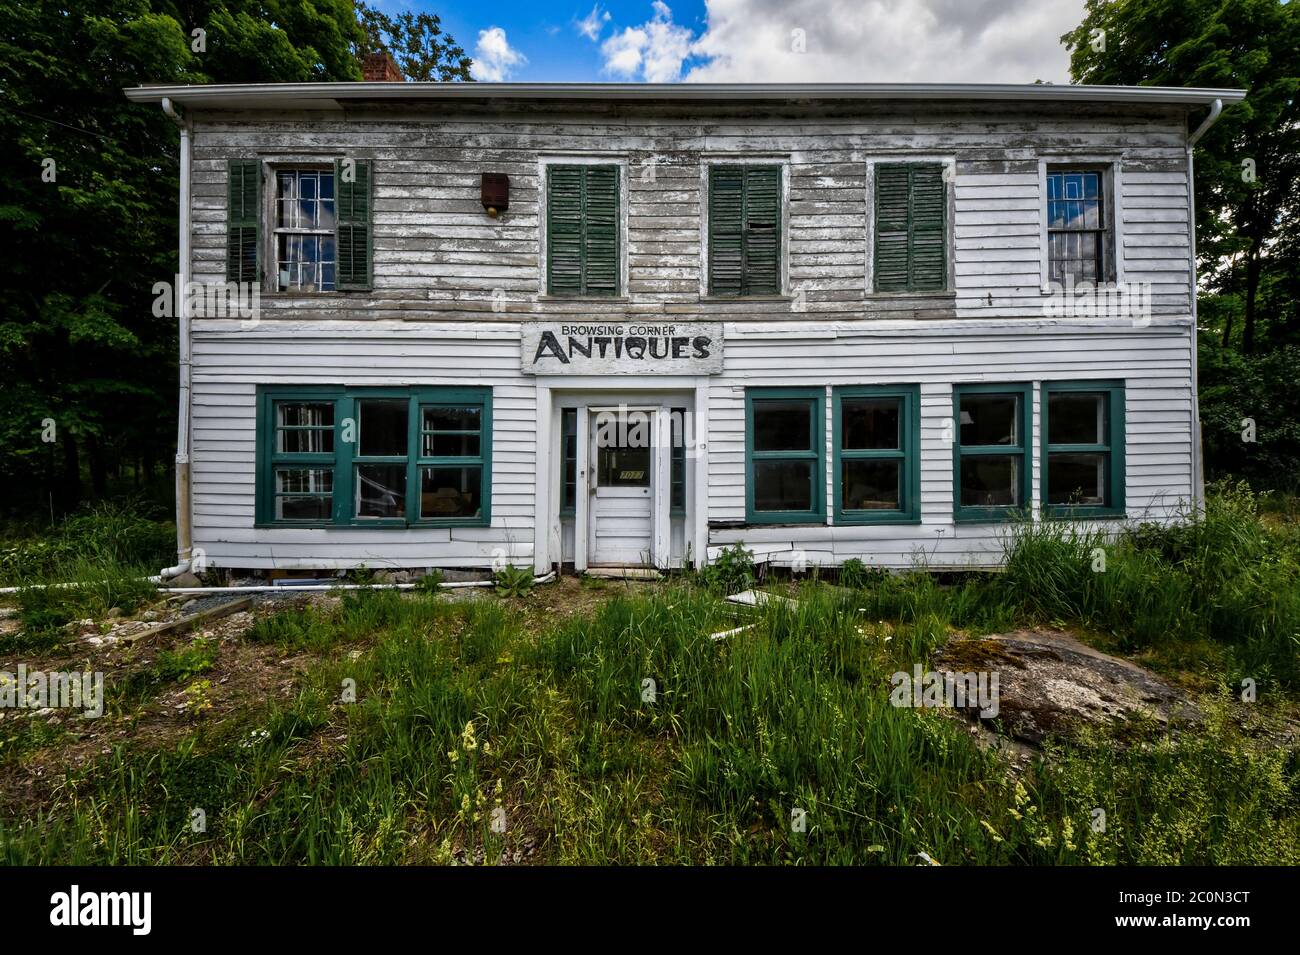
[[546, 164, 620, 296], [1046, 169, 1108, 286], [275, 168, 336, 292], [873, 163, 946, 292], [708, 165, 783, 296]]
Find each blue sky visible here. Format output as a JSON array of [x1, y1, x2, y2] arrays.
[[371, 0, 1085, 85]]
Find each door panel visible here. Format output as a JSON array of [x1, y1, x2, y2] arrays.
[[589, 411, 655, 566]]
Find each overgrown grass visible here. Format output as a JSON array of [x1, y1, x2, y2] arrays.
[[2, 579, 1295, 865], [0, 500, 173, 585]]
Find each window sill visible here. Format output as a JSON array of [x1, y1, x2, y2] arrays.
[[255, 520, 491, 530], [835, 515, 922, 526], [1042, 507, 1127, 520], [698, 295, 792, 304], [952, 509, 1027, 525], [863, 291, 955, 300], [536, 295, 630, 303]]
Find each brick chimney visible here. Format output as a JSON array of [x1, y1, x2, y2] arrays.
[[362, 51, 403, 82]]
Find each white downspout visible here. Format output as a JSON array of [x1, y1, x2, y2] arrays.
[[1185, 98, 1223, 514], [156, 96, 193, 581]]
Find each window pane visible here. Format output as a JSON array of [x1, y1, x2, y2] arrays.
[[359, 400, 409, 457], [670, 406, 686, 510], [356, 464, 407, 518], [754, 459, 813, 512], [276, 467, 333, 494], [754, 399, 812, 452], [560, 408, 577, 511], [842, 398, 900, 450], [598, 445, 650, 487], [277, 495, 332, 521], [1048, 452, 1107, 506], [842, 459, 901, 511], [422, 406, 481, 456], [276, 402, 335, 453], [960, 394, 1020, 447], [420, 466, 482, 519], [1049, 392, 1105, 445], [960, 455, 1021, 507]]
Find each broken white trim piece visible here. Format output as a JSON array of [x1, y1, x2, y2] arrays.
[[709, 623, 758, 642], [724, 589, 798, 608]]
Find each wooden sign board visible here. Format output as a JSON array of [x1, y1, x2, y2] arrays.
[[522, 323, 724, 375]]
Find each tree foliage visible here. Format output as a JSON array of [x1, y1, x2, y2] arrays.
[[354, 2, 472, 82]]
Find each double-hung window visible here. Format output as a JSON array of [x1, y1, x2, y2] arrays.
[[833, 386, 920, 523], [873, 163, 947, 292], [224, 158, 372, 292], [1046, 168, 1109, 286], [546, 164, 620, 296], [257, 386, 491, 527], [1042, 381, 1125, 517], [745, 388, 824, 523], [707, 165, 783, 296], [953, 383, 1031, 521]]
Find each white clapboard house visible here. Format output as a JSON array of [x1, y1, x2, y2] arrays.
[[125, 75, 1244, 575]]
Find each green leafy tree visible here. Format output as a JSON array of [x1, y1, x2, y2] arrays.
[[1062, 0, 1300, 354], [355, 1, 472, 81], [0, 0, 365, 517]]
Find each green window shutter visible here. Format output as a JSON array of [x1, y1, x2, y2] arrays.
[[874, 163, 946, 292], [909, 164, 946, 290], [707, 166, 745, 296], [547, 165, 619, 296], [336, 158, 372, 290], [226, 159, 260, 284], [874, 164, 912, 292], [742, 166, 782, 295], [583, 166, 619, 296]]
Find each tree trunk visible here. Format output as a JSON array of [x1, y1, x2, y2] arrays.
[[87, 432, 107, 499], [1222, 307, 1234, 348], [1242, 243, 1263, 355], [60, 431, 81, 512]]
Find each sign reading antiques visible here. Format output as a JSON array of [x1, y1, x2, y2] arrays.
[[521, 323, 724, 375]]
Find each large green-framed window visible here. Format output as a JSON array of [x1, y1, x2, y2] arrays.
[[952, 383, 1031, 522], [1041, 381, 1125, 517], [833, 385, 920, 524], [257, 386, 491, 527], [745, 388, 824, 524]]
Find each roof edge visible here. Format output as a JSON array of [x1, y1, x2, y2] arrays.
[[124, 81, 1247, 108]]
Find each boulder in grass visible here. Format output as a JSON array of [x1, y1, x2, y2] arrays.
[[932, 629, 1198, 745], [169, 571, 202, 588]]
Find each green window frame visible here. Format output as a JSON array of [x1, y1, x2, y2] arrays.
[[873, 162, 947, 292], [745, 387, 825, 524], [952, 383, 1031, 523], [256, 386, 491, 528], [707, 165, 783, 297], [546, 164, 620, 296], [1041, 381, 1126, 518], [559, 407, 578, 516], [670, 406, 687, 515], [833, 385, 921, 524]]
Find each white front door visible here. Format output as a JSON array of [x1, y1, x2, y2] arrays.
[[588, 408, 655, 566]]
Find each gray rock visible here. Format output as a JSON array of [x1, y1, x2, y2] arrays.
[[169, 571, 202, 588], [932, 628, 1198, 745]]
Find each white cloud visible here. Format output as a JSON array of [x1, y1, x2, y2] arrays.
[[592, 0, 1084, 85], [601, 1, 696, 83], [471, 26, 527, 82], [576, 5, 612, 41]]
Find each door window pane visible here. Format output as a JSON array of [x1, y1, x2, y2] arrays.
[[598, 445, 651, 487]]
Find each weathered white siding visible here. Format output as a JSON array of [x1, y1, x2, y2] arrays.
[[187, 101, 1192, 323], [190, 318, 1194, 572]]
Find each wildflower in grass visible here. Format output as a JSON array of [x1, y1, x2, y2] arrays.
[[447, 749, 459, 763], [1062, 817, 1076, 852], [462, 721, 477, 751], [980, 820, 1004, 843]]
